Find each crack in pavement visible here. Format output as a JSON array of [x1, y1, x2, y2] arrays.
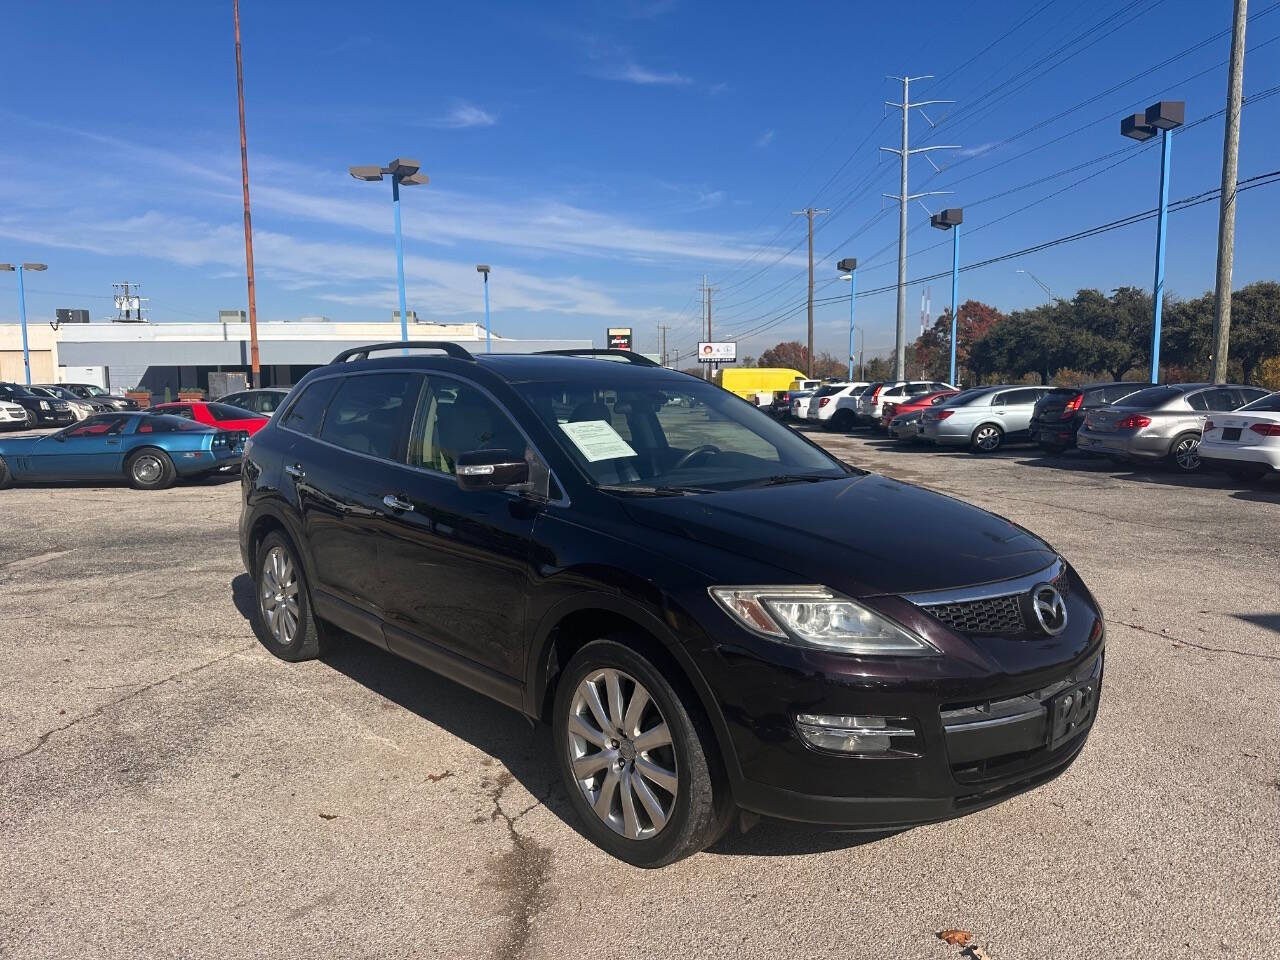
[[1105, 618, 1280, 663], [485, 770, 554, 960], [0, 642, 257, 764]]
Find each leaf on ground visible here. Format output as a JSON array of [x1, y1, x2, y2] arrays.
[[937, 930, 973, 946], [318, 812, 339, 821]]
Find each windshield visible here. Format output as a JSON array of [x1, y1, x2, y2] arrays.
[[516, 376, 848, 492], [938, 388, 990, 407], [80, 384, 111, 397], [2, 383, 38, 398], [1240, 391, 1280, 412], [1115, 385, 1185, 408]]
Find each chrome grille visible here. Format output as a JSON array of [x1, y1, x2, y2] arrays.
[[925, 595, 1024, 634], [911, 560, 1072, 638]]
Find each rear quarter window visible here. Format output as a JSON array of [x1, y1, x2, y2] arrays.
[[1116, 386, 1183, 408], [1240, 391, 1280, 412]]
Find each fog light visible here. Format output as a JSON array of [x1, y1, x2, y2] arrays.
[[794, 714, 920, 756]]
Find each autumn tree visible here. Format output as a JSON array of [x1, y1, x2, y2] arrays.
[[758, 341, 809, 372]]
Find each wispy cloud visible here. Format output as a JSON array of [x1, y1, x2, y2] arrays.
[[708, 81, 729, 96], [605, 62, 692, 86], [959, 141, 999, 157], [428, 103, 498, 129], [756, 129, 775, 148]]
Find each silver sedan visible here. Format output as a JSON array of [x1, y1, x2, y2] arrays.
[[1076, 383, 1270, 472], [920, 386, 1050, 453]]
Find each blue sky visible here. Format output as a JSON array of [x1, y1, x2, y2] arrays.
[[1, 0, 1277, 363]]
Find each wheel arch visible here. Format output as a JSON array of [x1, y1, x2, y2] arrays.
[[525, 592, 742, 785]]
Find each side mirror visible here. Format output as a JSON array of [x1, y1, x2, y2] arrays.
[[52, 432, 66, 442], [456, 448, 529, 492]]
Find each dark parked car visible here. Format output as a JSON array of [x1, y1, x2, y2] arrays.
[[0, 413, 245, 489], [1030, 382, 1152, 452], [60, 383, 140, 411], [240, 342, 1104, 866], [216, 387, 292, 415], [0, 381, 76, 426]]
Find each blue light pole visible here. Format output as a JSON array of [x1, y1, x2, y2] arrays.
[[837, 258, 857, 380], [349, 158, 429, 341], [1122, 101, 1184, 384], [0, 261, 47, 385], [930, 209, 964, 385], [477, 264, 492, 352]]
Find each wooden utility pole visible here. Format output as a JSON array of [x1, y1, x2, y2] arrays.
[[234, 0, 261, 388], [1211, 0, 1248, 383], [793, 208, 828, 377], [702, 274, 713, 380]]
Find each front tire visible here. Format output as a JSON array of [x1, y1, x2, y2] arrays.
[[1168, 433, 1202, 473], [970, 423, 1004, 453], [552, 638, 727, 867], [125, 448, 176, 490], [253, 531, 326, 662]]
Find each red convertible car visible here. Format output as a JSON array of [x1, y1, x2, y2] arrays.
[[149, 401, 270, 435]]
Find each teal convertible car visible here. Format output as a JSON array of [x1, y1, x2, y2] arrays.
[[0, 412, 245, 490]]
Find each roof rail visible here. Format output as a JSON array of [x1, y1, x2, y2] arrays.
[[534, 348, 660, 367], [330, 341, 474, 364]]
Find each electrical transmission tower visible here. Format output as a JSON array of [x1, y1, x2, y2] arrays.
[[882, 75, 959, 380]]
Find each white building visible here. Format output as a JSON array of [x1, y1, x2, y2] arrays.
[[6, 319, 590, 393]]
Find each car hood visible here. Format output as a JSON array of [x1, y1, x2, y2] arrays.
[[620, 474, 1056, 596]]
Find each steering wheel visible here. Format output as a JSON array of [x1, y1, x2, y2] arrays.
[[672, 444, 722, 471]]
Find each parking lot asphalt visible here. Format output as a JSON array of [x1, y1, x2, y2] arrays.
[[1, 429, 1277, 960]]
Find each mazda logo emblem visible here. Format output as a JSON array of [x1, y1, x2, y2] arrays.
[[1030, 583, 1068, 636]]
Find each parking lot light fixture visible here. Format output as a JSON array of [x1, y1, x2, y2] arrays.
[[476, 265, 491, 353], [348, 157, 429, 345], [1121, 100, 1184, 383], [930, 209, 963, 385], [0, 261, 46, 385], [837, 258, 857, 381]]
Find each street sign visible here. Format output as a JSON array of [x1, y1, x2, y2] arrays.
[[697, 341, 736, 363], [606, 327, 633, 350]]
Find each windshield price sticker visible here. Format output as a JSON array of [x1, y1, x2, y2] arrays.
[[559, 420, 638, 462]]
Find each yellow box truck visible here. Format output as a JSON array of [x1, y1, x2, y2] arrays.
[[715, 367, 806, 406]]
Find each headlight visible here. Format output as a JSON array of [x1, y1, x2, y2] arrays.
[[39, 400, 51, 410], [709, 586, 937, 656]]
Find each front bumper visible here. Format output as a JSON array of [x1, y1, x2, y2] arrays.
[[34, 410, 76, 425], [686, 567, 1105, 829]]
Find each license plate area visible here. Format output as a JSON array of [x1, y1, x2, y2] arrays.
[[1222, 427, 1241, 441], [1047, 680, 1098, 750]]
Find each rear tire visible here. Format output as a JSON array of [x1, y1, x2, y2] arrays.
[[552, 637, 728, 867], [253, 531, 327, 662], [970, 423, 1004, 453], [1168, 433, 1202, 473], [125, 448, 176, 490], [829, 410, 854, 431]]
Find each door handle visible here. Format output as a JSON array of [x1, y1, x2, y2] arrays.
[[383, 494, 414, 512], [284, 463, 305, 480]]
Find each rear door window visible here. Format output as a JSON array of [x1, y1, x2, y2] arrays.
[[281, 378, 340, 437], [1194, 388, 1237, 411], [319, 373, 421, 462], [1119, 386, 1184, 408]]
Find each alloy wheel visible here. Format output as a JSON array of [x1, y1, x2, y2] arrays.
[[260, 546, 301, 645], [132, 454, 163, 484], [1173, 436, 1201, 471], [975, 426, 1001, 451], [566, 668, 678, 840]]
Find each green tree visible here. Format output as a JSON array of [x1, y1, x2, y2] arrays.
[[1228, 281, 1280, 383]]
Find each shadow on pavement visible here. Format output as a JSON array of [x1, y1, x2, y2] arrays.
[[229, 572, 911, 861]]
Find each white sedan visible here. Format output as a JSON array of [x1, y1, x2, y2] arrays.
[[1199, 391, 1280, 479]]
